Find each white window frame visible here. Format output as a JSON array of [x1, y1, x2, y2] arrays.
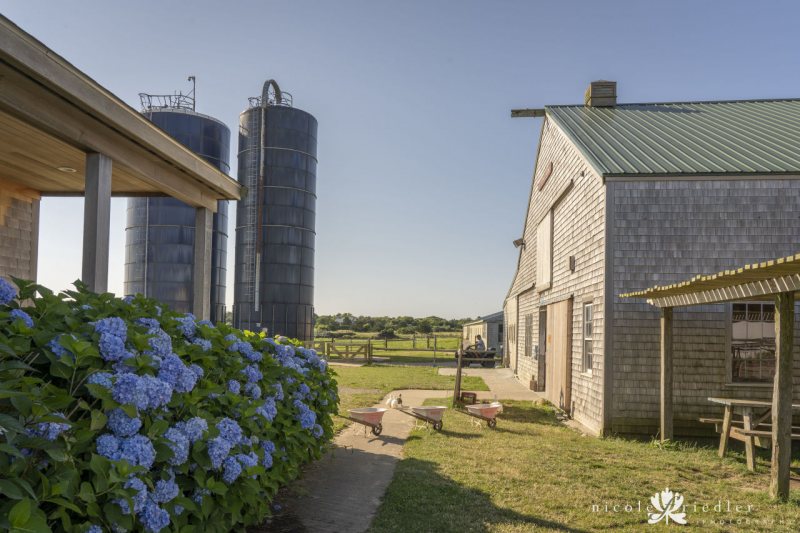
[[582, 303, 593, 374]]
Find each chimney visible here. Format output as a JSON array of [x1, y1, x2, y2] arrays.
[[584, 80, 617, 107]]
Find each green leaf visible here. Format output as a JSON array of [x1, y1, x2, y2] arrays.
[[13, 478, 37, 501], [9, 498, 31, 527], [43, 497, 82, 515], [77, 482, 95, 503], [0, 479, 23, 499], [45, 448, 67, 462], [89, 410, 107, 431], [0, 413, 26, 434], [10, 395, 33, 417], [0, 443, 24, 458]]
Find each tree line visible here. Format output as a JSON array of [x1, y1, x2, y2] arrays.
[[314, 313, 475, 335]]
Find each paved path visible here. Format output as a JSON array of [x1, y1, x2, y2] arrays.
[[438, 366, 544, 402], [279, 389, 450, 533]]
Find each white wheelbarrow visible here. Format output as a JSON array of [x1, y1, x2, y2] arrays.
[[462, 402, 502, 428], [346, 407, 388, 436], [396, 405, 446, 431]]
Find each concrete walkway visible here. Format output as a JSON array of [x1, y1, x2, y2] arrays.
[[278, 389, 450, 533], [438, 366, 544, 402]]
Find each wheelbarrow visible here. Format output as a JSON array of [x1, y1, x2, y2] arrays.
[[346, 407, 388, 436], [459, 401, 502, 428], [396, 405, 446, 431]]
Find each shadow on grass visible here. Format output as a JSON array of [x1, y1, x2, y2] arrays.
[[369, 456, 589, 533], [496, 404, 561, 426]]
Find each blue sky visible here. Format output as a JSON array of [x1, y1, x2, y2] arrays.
[[3, 0, 799, 318]]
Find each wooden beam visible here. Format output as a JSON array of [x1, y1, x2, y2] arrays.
[[511, 108, 546, 118], [770, 291, 794, 500], [0, 63, 222, 211], [660, 307, 674, 442], [648, 273, 800, 308]]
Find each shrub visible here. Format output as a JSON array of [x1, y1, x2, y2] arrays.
[[0, 279, 338, 532], [374, 329, 397, 340]]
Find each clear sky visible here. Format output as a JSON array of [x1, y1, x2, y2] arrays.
[[3, 0, 799, 318]]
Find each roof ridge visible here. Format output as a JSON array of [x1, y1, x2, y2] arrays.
[[546, 97, 800, 109]]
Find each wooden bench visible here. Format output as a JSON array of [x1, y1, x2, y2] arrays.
[[738, 428, 800, 439]]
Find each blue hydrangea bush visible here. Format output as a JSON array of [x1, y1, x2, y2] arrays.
[[0, 278, 338, 532]]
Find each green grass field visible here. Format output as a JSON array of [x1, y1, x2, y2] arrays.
[[369, 400, 800, 532], [331, 365, 487, 432]]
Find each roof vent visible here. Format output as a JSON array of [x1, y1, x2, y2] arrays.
[[584, 80, 617, 107]]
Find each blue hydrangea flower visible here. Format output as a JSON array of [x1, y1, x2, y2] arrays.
[[244, 383, 261, 399], [87, 525, 102, 533], [0, 278, 17, 305], [227, 380, 241, 394], [119, 435, 156, 469], [256, 397, 277, 422], [175, 417, 207, 443], [47, 334, 74, 360], [191, 488, 210, 505], [273, 383, 284, 401], [207, 436, 232, 469], [198, 319, 213, 327], [236, 451, 259, 469], [262, 440, 275, 469], [164, 428, 189, 466], [157, 354, 185, 387], [174, 366, 197, 393], [313, 424, 324, 439], [142, 375, 173, 409], [299, 383, 311, 397], [9, 309, 33, 328], [122, 295, 135, 305], [224, 334, 239, 342], [87, 372, 113, 391], [175, 314, 196, 339], [228, 341, 262, 362], [116, 476, 148, 515], [174, 504, 184, 516], [222, 456, 242, 484], [97, 434, 121, 459], [189, 364, 204, 379], [99, 333, 130, 362], [139, 499, 170, 533], [152, 478, 179, 504], [94, 317, 127, 341], [107, 408, 142, 437], [241, 364, 262, 383], [28, 413, 70, 441], [293, 399, 316, 430], [216, 418, 242, 444], [112, 374, 150, 410], [146, 329, 172, 358], [191, 338, 212, 352], [136, 318, 160, 330]]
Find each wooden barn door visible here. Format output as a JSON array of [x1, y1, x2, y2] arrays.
[[545, 297, 573, 412]]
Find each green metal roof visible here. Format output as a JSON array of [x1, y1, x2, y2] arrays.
[[546, 99, 800, 177]]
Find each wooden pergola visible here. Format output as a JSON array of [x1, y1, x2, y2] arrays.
[[622, 253, 800, 500]]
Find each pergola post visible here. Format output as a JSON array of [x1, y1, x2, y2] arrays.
[[660, 307, 674, 442], [81, 153, 112, 293], [192, 206, 212, 320], [770, 291, 794, 500]]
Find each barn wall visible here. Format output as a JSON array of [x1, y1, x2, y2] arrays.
[[505, 118, 606, 434], [609, 179, 800, 435]]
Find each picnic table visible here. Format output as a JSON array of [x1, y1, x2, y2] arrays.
[[706, 397, 800, 471]]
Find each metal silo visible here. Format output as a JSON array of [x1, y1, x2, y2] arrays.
[[124, 87, 231, 323], [233, 80, 317, 340]]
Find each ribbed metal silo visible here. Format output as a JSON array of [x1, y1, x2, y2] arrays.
[[233, 80, 317, 340], [124, 92, 230, 323]]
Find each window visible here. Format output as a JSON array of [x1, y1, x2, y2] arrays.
[[536, 211, 552, 291], [524, 314, 533, 357], [731, 302, 775, 383], [582, 304, 593, 373]]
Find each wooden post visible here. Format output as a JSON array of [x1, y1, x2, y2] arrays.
[[412, 335, 416, 349], [81, 153, 112, 293], [453, 350, 463, 404], [192, 207, 213, 320], [770, 292, 794, 500], [660, 307, 674, 442]]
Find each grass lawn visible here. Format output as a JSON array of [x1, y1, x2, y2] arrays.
[[370, 400, 800, 532], [331, 365, 488, 432]]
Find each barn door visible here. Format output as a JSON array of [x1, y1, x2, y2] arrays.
[[545, 297, 573, 412]]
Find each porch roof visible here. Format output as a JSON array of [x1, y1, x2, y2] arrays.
[[619, 253, 800, 308]]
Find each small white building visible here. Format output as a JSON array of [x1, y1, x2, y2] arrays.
[[462, 311, 504, 352]]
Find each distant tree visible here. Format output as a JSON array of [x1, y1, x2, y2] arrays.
[[375, 329, 398, 339]]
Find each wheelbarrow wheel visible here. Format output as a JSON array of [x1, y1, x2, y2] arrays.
[[487, 418, 497, 429], [433, 421, 443, 431], [372, 424, 383, 436]]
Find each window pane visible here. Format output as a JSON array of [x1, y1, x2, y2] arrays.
[[731, 302, 775, 383]]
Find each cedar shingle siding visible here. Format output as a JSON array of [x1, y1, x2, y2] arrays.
[[505, 99, 800, 436]]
